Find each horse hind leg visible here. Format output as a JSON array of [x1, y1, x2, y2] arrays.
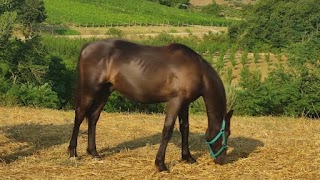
[[68, 92, 95, 159], [86, 85, 111, 159]]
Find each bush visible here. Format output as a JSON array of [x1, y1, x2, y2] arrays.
[[235, 65, 320, 118], [235, 69, 269, 116], [104, 92, 164, 113], [4, 83, 59, 108], [0, 78, 11, 105], [46, 56, 75, 109], [200, 1, 222, 17], [148, 0, 190, 7], [106, 28, 124, 37], [190, 98, 205, 114]]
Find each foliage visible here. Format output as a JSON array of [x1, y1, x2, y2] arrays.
[[224, 67, 233, 84], [0, 0, 46, 37], [229, 0, 320, 49], [147, 0, 190, 7], [240, 49, 248, 66], [17, 0, 47, 37], [45, 57, 75, 109], [0, 37, 48, 85], [106, 28, 124, 37], [0, 11, 17, 47], [54, 29, 80, 35], [0, 0, 60, 109], [200, 1, 222, 17], [229, 0, 320, 118], [104, 92, 164, 113], [3, 83, 59, 108], [235, 69, 270, 116], [253, 47, 260, 64], [235, 64, 319, 118]]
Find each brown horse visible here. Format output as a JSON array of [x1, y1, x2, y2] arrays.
[[68, 38, 233, 172]]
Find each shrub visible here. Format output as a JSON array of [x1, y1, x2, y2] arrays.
[[224, 67, 233, 84], [104, 92, 164, 113], [4, 83, 59, 108], [253, 47, 260, 64], [200, 1, 222, 17], [46, 56, 75, 109], [225, 83, 237, 112], [240, 49, 248, 66], [190, 98, 205, 114], [106, 28, 124, 37], [54, 29, 80, 35], [235, 64, 320, 118]]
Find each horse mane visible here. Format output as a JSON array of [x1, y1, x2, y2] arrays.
[[166, 43, 204, 62]]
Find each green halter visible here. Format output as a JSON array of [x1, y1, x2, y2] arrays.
[[205, 119, 227, 159]]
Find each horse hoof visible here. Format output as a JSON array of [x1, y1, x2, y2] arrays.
[[156, 164, 169, 172], [69, 156, 80, 161], [182, 155, 197, 164], [186, 158, 197, 164], [92, 157, 102, 161]]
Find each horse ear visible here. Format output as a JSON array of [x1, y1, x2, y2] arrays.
[[225, 110, 233, 122]]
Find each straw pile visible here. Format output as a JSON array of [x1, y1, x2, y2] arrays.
[[0, 107, 319, 179]]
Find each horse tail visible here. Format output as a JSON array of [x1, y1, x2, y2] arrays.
[[73, 42, 91, 109]]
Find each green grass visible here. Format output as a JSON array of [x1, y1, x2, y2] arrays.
[[54, 29, 80, 35], [43, 0, 231, 26]]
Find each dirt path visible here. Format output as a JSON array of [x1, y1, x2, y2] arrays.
[[56, 25, 227, 39], [62, 30, 221, 39]]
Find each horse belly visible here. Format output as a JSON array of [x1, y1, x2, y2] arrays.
[[111, 69, 174, 103]]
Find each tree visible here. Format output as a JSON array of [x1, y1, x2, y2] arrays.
[[0, 0, 55, 108], [0, 0, 47, 83], [16, 0, 47, 37], [0, 0, 46, 38]]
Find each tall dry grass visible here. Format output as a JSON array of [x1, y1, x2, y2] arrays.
[[0, 107, 319, 179]]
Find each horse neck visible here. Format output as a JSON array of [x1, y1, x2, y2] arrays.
[[204, 99, 225, 139], [202, 71, 226, 141]]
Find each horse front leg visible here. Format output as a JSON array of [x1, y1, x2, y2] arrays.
[[155, 99, 181, 172], [178, 104, 196, 164]]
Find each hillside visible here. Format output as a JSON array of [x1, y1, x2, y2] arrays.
[[43, 0, 230, 26]]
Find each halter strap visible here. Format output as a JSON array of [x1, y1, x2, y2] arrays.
[[205, 119, 227, 159]]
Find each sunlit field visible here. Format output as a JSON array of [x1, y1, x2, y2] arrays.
[[0, 107, 319, 179]]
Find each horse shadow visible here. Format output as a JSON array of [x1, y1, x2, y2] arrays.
[[0, 123, 73, 163], [1, 124, 263, 164], [99, 130, 264, 164]]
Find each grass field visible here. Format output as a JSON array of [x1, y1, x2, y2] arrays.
[[43, 0, 230, 26], [0, 107, 319, 179]]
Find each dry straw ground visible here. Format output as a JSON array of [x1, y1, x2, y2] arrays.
[[0, 107, 319, 179]]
